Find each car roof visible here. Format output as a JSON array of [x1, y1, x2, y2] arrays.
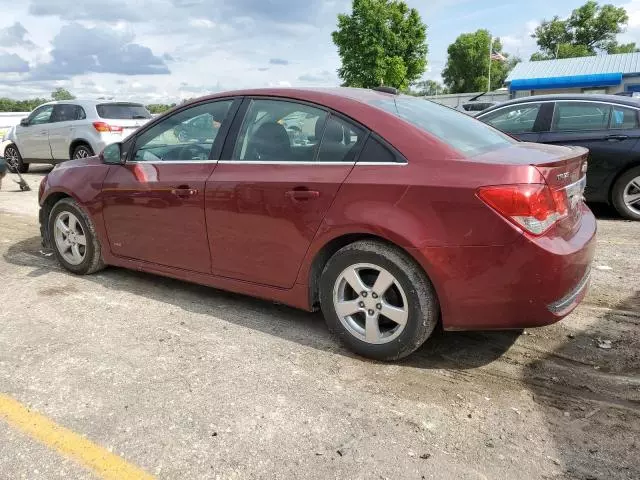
[[40, 100, 146, 107], [480, 93, 640, 115]]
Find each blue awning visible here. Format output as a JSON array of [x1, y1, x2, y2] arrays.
[[509, 72, 623, 91]]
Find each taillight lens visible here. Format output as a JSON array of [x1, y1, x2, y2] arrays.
[[477, 184, 568, 235], [92, 122, 123, 133]]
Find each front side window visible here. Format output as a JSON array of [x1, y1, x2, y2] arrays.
[[233, 99, 327, 162], [28, 105, 54, 125], [553, 102, 611, 132], [609, 105, 639, 129], [133, 100, 233, 162], [370, 96, 515, 157], [481, 103, 542, 134]]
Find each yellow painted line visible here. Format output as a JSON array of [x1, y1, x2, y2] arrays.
[[0, 394, 155, 480]]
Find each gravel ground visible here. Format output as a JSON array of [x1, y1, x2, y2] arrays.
[[0, 167, 638, 480]]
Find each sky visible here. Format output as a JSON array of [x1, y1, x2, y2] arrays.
[[0, 0, 639, 103]]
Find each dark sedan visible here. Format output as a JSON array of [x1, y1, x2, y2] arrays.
[[477, 94, 640, 220]]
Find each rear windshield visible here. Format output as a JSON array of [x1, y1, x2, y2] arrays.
[[96, 103, 151, 120], [369, 96, 516, 156]]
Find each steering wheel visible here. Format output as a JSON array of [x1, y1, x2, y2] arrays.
[[178, 144, 210, 161]]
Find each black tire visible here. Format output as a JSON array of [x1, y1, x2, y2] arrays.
[[611, 166, 640, 221], [48, 198, 105, 275], [71, 144, 94, 160], [319, 240, 439, 361], [4, 144, 28, 173]]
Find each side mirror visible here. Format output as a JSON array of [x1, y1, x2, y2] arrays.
[[20, 118, 28, 127], [100, 142, 124, 165]]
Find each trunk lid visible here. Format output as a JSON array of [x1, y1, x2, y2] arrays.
[[475, 142, 589, 236]]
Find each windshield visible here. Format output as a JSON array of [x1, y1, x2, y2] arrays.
[[96, 103, 152, 120], [369, 96, 516, 156]]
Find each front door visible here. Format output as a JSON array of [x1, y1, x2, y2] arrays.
[[206, 98, 365, 288], [539, 101, 640, 196], [101, 99, 237, 273], [15, 104, 54, 159], [478, 101, 548, 142]]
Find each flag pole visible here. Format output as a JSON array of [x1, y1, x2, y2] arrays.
[[487, 34, 492, 93]]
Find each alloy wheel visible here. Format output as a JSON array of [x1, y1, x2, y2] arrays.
[[53, 211, 87, 265], [5, 147, 19, 170], [74, 148, 90, 159], [333, 263, 409, 344], [623, 175, 640, 216]]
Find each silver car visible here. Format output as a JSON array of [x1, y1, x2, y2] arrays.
[[3, 100, 152, 172]]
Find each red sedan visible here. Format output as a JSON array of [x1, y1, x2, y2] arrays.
[[38, 87, 596, 360]]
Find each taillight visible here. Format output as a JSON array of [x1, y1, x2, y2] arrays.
[[477, 184, 568, 236], [92, 122, 123, 133]]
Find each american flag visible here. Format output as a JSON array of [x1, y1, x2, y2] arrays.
[[491, 51, 507, 62]]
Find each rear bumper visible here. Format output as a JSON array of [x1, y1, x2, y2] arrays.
[[412, 204, 597, 330]]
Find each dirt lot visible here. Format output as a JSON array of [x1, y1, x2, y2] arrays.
[[1, 167, 639, 480]]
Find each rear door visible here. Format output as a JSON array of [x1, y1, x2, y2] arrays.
[[15, 104, 54, 159], [101, 99, 238, 273], [539, 101, 639, 197], [48, 104, 82, 160], [206, 98, 365, 288], [477, 102, 549, 142]]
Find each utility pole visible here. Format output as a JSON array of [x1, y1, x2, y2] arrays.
[[487, 35, 492, 93]]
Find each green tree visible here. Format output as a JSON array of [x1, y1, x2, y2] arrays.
[[331, 0, 428, 90], [146, 103, 176, 114], [531, 1, 638, 60], [442, 30, 514, 93], [51, 88, 75, 101], [407, 79, 449, 96]]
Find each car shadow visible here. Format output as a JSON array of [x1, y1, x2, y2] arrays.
[[5, 235, 520, 370], [521, 291, 640, 479], [588, 202, 622, 220]]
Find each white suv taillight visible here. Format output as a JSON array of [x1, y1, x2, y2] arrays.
[[477, 184, 570, 236], [92, 122, 123, 133]]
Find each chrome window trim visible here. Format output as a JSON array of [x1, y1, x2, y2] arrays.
[[126, 160, 219, 165], [477, 99, 640, 121], [217, 160, 356, 166], [357, 161, 407, 166]]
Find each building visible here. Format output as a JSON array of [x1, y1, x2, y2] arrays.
[[505, 52, 640, 98]]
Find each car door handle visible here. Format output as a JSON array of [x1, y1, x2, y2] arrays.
[[171, 187, 198, 197], [285, 189, 320, 201], [606, 134, 628, 141]]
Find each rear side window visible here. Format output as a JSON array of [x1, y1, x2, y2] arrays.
[[51, 104, 79, 122], [358, 136, 401, 163], [370, 96, 515, 157], [553, 102, 611, 131], [316, 115, 365, 162], [97, 103, 151, 120], [481, 103, 542, 134], [609, 105, 639, 129]]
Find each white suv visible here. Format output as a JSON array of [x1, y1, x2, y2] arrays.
[[3, 100, 152, 173]]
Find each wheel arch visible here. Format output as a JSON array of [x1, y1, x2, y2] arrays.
[[68, 139, 94, 159], [40, 190, 76, 247], [305, 231, 442, 312], [608, 158, 640, 204]]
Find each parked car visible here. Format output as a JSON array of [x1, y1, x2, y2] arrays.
[[38, 87, 595, 360], [3, 100, 152, 173], [457, 101, 500, 116], [477, 94, 640, 220]]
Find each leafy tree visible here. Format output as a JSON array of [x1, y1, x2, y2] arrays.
[[442, 30, 514, 93], [332, 0, 428, 90], [51, 88, 75, 101], [146, 103, 176, 114], [531, 1, 638, 60], [407, 79, 449, 96], [0, 97, 49, 112]]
